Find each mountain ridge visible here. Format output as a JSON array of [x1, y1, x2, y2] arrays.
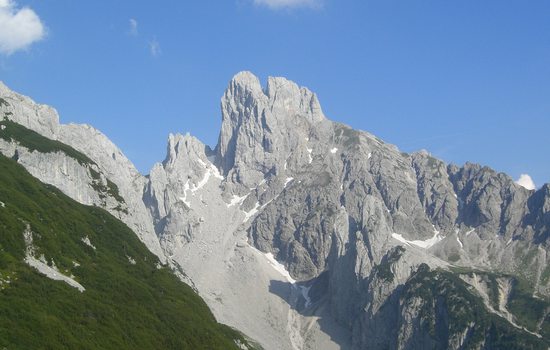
[[1, 72, 549, 349]]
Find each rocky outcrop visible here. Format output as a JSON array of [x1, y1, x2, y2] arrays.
[[144, 133, 218, 255], [411, 150, 459, 231], [0, 84, 163, 260], [144, 130, 347, 350], [2, 73, 549, 349], [525, 184, 550, 244], [0, 139, 118, 210], [0, 82, 59, 138], [216, 71, 328, 190], [448, 162, 532, 239]]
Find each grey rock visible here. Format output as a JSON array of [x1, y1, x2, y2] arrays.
[[210, 72, 550, 349], [3, 72, 550, 350], [0, 83, 164, 260], [216, 71, 327, 190], [411, 150, 459, 231], [0, 81, 59, 138]]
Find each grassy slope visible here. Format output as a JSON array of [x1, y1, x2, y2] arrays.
[[0, 154, 249, 349]]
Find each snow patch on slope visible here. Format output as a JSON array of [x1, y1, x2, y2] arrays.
[[391, 230, 442, 249], [192, 159, 224, 192], [227, 194, 249, 207], [456, 235, 463, 248], [179, 159, 225, 208], [263, 252, 296, 284], [243, 202, 260, 223], [284, 177, 294, 188], [179, 180, 192, 206]]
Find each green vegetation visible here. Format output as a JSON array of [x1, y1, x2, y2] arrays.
[[89, 168, 126, 208], [541, 265, 550, 285], [507, 277, 549, 338], [0, 119, 126, 207], [0, 119, 94, 166], [448, 268, 501, 310], [375, 246, 405, 282], [0, 154, 253, 349], [517, 246, 540, 283], [447, 252, 460, 263], [401, 264, 548, 349], [449, 266, 550, 340], [485, 273, 501, 311]]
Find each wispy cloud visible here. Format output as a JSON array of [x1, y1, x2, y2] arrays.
[[0, 0, 45, 55], [516, 174, 536, 191], [149, 38, 161, 57], [252, 0, 321, 10], [127, 18, 161, 58], [129, 18, 138, 36]]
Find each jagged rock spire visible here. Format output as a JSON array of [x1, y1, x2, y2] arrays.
[[216, 71, 326, 188]]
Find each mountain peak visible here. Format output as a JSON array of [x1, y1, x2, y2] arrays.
[[217, 72, 327, 184], [0, 80, 60, 139], [225, 72, 325, 122], [265, 75, 325, 123], [164, 132, 209, 168], [230, 71, 263, 90], [225, 71, 265, 102]]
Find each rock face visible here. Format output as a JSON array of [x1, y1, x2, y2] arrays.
[[0, 84, 163, 260], [144, 72, 550, 349], [2, 74, 550, 349], [216, 72, 328, 193]]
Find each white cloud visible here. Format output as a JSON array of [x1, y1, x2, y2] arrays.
[[516, 174, 536, 191], [0, 0, 45, 55], [128, 20, 161, 58], [253, 0, 321, 9], [149, 38, 161, 57], [129, 18, 138, 36]]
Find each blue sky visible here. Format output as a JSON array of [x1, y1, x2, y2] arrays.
[[1, 0, 549, 187]]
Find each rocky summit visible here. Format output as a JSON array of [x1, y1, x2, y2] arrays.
[[1, 73, 549, 349]]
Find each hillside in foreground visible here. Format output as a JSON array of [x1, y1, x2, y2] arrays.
[[0, 153, 255, 349]]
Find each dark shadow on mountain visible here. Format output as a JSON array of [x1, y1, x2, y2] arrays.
[[524, 184, 550, 244], [268, 279, 293, 302], [268, 272, 352, 349]]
